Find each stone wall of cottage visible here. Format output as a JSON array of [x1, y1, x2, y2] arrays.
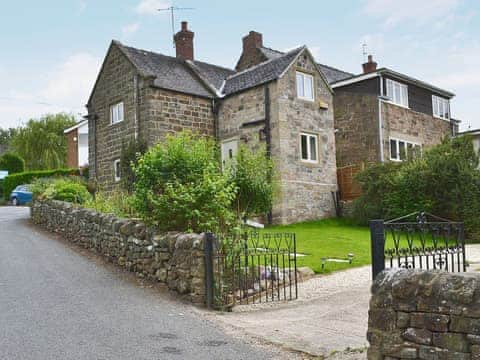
[[334, 92, 380, 167], [144, 87, 215, 147], [217, 85, 267, 147], [31, 200, 206, 304], [381, 102, 452, 159], [87, 44, 141, 191], [368, 269, 480, 359], [273, 51, 337, 224], [88, 43, 216, 192]]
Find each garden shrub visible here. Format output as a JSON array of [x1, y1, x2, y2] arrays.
[[3, 168, 79, 196], [36, 178, 92, 204], [132, 131, 237, 233], [353, 136, 480, 240], [0, 152, 25, 174], [84, 191, 138, 218], [120, 137, 147, 193], [226, 144, 274, 220]]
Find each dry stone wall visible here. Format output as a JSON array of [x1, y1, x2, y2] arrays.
[[368, 269, 480, 359], [31, 200, 206, 304]]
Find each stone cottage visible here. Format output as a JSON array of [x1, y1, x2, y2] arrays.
[[86, 22, 339, 224]]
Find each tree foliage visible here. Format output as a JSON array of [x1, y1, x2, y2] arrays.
[[226, 144, 274, 220], [132, 132, 237, 233], [11, 113, 76, 170], [353, 136, 480, 239], [120, 137, 147, 193], [0, 128, 18, 154], [0, 152, 25, 174]]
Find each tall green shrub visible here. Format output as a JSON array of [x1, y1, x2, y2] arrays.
[[226, 145, 274, 220], [120, 137, 147, 193], [353, 136, 480, 239], [0, 152, 25, 174], [132, 132, 237, 233]]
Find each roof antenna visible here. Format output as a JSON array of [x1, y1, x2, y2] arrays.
[[158, 6, 195, 48], [362, 43, 368, 62]]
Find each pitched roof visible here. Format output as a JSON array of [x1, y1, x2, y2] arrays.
[[116, 41, 234, 98], [223, 47, 305, 96], [258, 46, 354, 84]]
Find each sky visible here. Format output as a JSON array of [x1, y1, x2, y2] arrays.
[[0, 0, 479, 130]]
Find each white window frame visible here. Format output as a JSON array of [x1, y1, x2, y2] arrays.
[[386, 79, 409, 108], [389, 138, 421, 162], [113, 159, 121, 182], [432, 95, 450, 120], [296, 71, 315, 102], [110, 102, 124, 125], [300, 132, 319, 164]]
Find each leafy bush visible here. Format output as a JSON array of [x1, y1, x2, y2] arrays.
[[226, 145, 274, 220], [3, 168, 79, 196], [35, 178, 91, 204], [0, 152, 25, 174], [132, 132, 237, 233], [353, 136, 480, 239], [120, 137, 147, 193], [84, 191, 138, 218]]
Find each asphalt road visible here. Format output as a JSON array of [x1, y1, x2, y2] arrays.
[[0, 207, 276, 360]]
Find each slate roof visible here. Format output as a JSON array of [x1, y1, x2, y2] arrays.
[[116, 41, 233, 98], [223, 47, 305, 96], [258, 46, 354, 84]]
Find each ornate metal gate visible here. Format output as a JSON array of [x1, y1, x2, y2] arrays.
[[370, 211, 466, 279], [204, 231, 298, 310]]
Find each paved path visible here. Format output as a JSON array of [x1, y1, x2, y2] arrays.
[[0, 207, 292, 360]]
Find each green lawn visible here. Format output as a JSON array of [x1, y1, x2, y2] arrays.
[[263, 218, 371, 274]]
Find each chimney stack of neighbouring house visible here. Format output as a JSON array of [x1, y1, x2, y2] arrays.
[[174, 21, 194, 61], [235, 31, 263, 71], [362, 54, 378, 73]]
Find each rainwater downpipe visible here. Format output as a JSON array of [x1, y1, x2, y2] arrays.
[[378, 75, 385, 163]]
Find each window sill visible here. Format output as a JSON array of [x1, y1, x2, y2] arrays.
[[297, 96, 315, 103], [300, 159, 319, 165], [383, 100, 410, 110], [109, 120, 124, 127], [433, 115, 451, 121]]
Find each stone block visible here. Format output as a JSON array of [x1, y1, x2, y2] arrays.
[[402, 328, 432, 345], [432, 333, 469, 353], [397, 312, 410, 328], [410, 313, 450, 332], [368, 308, 397, 331], [450, 315, 480, 335]]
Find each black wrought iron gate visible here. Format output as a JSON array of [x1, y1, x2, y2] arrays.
[[204, 231, 298, 309], [370, 211, 466, 279]]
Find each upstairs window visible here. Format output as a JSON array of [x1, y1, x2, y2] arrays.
[[110, 102, 124, 124], [390, 138, 421, 161], [432, 95, 450, 120], [386, 79, 408, 108], [296, 72, 314, 101], [300, 133, 318, 163]]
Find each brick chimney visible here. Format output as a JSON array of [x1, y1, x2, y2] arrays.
[[236, 31, 263, 71], [362, 54, 377, 73], [174, 21, 194, 61]]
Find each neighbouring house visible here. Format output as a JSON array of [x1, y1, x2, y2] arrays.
[[458, 129, 480, 162], [64, 120, 88, 168], [332, 55, 459, 200], [86, 22, 338, 224]]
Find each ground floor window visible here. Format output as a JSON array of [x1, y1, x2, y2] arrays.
[[113, 159, 121, 182], [390, 138, 421, 161], [300, 133, 318, 163]]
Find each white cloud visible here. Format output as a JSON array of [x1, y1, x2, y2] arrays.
[[78, 0, 87, 13], [135, 0, 171, 15], [0, 52, 101, 128], [122, 22, 140, 36], [41, 53, 101, 109], [363, 0, 460, 27]]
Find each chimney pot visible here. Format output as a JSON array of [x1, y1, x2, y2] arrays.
[[174, 21, 194, 61], [362, 54, 378, 74]]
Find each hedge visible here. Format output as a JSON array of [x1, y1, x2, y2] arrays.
[[3, 168, 80, 196]]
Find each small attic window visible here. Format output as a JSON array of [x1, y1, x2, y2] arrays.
[[296, 72, 314, 101]]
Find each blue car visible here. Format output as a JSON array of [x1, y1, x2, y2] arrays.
[[10, 185, 33, 206]]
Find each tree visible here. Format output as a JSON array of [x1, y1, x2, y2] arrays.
[[0, 128, 18, 155], [11, 113, 76, 170], [226, 145, 274, 220], [0, 152, 25, 174], [120, 137, 147, 193]]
